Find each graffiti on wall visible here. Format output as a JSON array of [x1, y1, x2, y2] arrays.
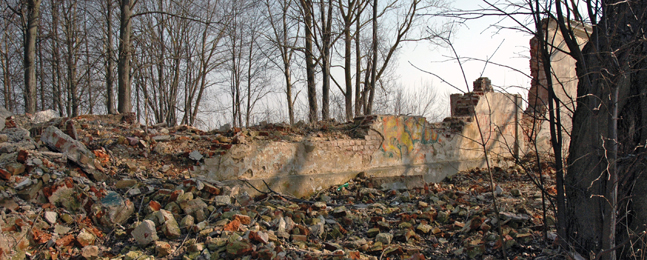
[[381, 116, 441, 159]]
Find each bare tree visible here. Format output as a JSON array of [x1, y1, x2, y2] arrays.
[[117, 0, 133, 114]]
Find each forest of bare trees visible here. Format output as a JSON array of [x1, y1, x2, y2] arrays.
[[0, 0, 446, 128]]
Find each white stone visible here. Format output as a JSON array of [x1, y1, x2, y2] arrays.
[[44, 211, 58, 224], [132, 220, 159, 246]]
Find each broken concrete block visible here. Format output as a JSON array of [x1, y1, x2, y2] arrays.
[[44, 211, 58, 224], [376, 233, 393, 245], [189, 150, 203, 161], [132, 220, 159, 246], [76, 228, 96, 247], [155, 241, 173, 257], [95, 191, 135, 226], [213, 195, 231, 206], [81, 245, 99, 258], [41, 126, 96, 172], [180, 198, 207, 215]]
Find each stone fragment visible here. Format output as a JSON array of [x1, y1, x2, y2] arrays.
[[189, 150, 203, 161], [376, 233, 393, 245], [180, 198, 208, 215], [54, 224, 71, 235], [17, 180, 43, 201], [96, 192, 135, 226], [226, 240, 253, 256], [416, 224, 432, 234], [233, 214, 251, 225], [76, 228, 96, 247], [44, 211, 58, 224], [180, 215, 195, 229], [41, 126, 96, 172], [0, 134, 7, 143], [249, 231, 269, 244], [132, 220, 159, 246], [213, 195, 231, 206], [0, 168, 10, 180], [115, 179, 138, 189], [511, 188, 522, 197], [81, 245, 99, 258], [155, 241, 173, 257]]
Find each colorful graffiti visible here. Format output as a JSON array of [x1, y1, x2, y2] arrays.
[[380, 116, 441, 159]]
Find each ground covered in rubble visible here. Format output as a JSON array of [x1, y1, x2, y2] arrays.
[[0, 113, 564, 259]]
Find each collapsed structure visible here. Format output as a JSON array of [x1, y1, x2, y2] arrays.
[[192, 18, 591, 197], [192, 78, 524, 197]]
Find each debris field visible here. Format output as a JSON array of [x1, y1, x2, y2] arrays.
[[0, 112, 562, 259]]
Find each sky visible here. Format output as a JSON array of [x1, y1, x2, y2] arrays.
[[396, 0, 533, 112]]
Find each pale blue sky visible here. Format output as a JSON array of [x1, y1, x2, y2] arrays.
[[398, 0, 532, 102]]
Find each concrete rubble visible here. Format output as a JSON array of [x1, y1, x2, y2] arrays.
[[0, 109, 568, 259]]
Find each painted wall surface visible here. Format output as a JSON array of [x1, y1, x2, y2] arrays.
[[192, 91, 525, 197]]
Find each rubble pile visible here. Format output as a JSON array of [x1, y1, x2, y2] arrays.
[[0, 113, 562, 259]]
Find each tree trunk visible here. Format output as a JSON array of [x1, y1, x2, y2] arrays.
[[118, 0, 133, 114], [566, 1, 647, 258], [51, 0, 63, 116], [320, 0, 332, 120], [367, 0, 377, 115], [354, 9, 361, 117], [343, 13, 353, 121], [300, 0, 317, 122], [23, 0, 42, 114], [106, 0, 116, 114]]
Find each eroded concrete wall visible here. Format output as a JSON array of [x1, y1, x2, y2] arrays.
[[192, 78, 524, 197], [526, 18, 590, 154]]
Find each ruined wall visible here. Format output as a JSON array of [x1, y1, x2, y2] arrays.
[[526, 19, 590, 154], [192, 78, 523, 197]]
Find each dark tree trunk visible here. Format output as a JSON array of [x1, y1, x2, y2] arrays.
[[566, 1, 647, 258]]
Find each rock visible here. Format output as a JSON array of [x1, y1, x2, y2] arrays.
[[249, 231, 269, 244], [152, 135, 171, 142], [213, 195, 231, 206], [41, 126, 97, 173], [44, 211, 58, 224], [0, 106, 11, 131], [132, 220, 159, 246], [155, 241, 173, 257], [367, 228, 380, 237], [376, 233, 393, 245], [76, 228, 96, 247], [226, 240, 253, 256], [0, 134, 7, 143], [81, 245, 99, 258], [416, 224, 433, 234], [115, 179, 138, 189], [54, 224, 71, 235], [511, 188, 522, 197], [233, 214, 251, 225], [180, 215, 195, 229], [189, 150, 203, 161], [162, 220, 181, 239], [17, 180, 43, 201], [32, 110, 58, 124], [494, 185, 503, 196], [96, 192, 135, 226], [180, 198, 208, 215]]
